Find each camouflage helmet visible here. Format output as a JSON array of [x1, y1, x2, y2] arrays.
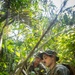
[[35, 52, 43, 59], [41, 50, 59, 61]]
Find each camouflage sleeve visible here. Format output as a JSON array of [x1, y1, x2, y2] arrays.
[[55, 69, 65, 75], [54, 67, 70, 75]]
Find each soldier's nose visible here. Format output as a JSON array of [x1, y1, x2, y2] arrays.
[[42, 60, 46, 64]]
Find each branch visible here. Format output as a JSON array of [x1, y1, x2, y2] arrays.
[[63, 5, 75, 12], [0, 0, 10, 54]]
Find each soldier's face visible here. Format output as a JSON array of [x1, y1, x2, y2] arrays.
[[34, 57, 41, 64], [43, 54, 53, 67]]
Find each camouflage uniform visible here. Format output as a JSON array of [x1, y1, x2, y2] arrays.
[[28, 62, 46, 75], [47, 64, 70, 75]]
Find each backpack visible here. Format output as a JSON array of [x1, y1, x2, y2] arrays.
[[62, 64, 75, 75]]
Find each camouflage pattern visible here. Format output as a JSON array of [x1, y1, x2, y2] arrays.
[[28, 62, 46, 75], [47, 64, 70, 75]]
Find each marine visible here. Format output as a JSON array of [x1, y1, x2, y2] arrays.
[[41, 50, 70, 75]]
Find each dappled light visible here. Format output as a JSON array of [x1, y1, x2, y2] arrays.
[[0, 0, 75, 75]]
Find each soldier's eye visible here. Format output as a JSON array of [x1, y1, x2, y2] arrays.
[[44, 56, 47, 59]]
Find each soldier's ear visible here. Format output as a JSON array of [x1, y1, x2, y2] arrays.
[[50, 55, 55, 60]]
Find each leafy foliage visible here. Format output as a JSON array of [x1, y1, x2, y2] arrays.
[[0, 0, 75, 75]]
